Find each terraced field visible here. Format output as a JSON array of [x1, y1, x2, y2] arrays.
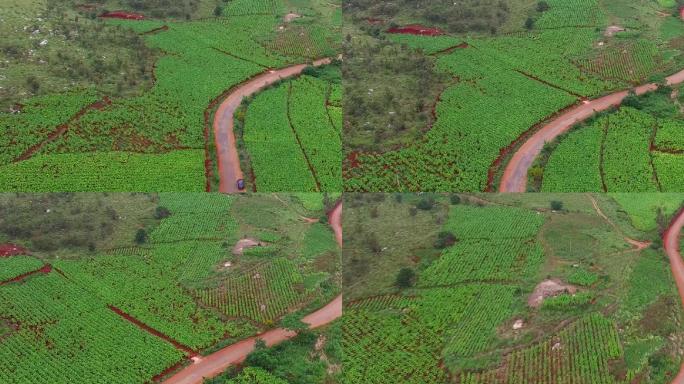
[[343, 0, 684, 192], [0, 0, 341, 192], [342, 193, 684, 383], [0, 193, 341, 383]]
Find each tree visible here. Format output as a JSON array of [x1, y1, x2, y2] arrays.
[[366, 233, 381, 253], [280, 313, 308, 332], [449, 194, 461, 205], [134, 228, 147, 244], [537, 1, 550, 12], [434, 231, 457, 249], [154, 206, 170, 219], [550, 200, 563, 211], [396, 267, 416, 288], [416, 196, 435, 210], [213, 5, 223, 16], [26, 76, 41, 93], [525, 17, 535, 30]]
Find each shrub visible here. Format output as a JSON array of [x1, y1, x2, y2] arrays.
[[396, 268, 416, 288], [134, 228, 147, 244]]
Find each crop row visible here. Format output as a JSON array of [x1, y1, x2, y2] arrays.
[[0, 150, 206, 192], [461, 313, 629, 384], [0, 256, 44, 282], [345, 66, 575, 191], [343, 284, 516, 383], [542, 107, 673, 192], [194, 258, 304, 323], [243, 84, 319, 191], [0, 272, 183, 383], [289, 75, 342, 191]]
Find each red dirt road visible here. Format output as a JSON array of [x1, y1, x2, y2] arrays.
[[162, 200, 343, 384], [328, 200, 342, 247], [214, 58, 331, 193], [499, 68, 684, 192], [663, 207, 684, 384]]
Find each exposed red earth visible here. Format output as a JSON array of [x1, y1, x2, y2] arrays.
[[499, 68, 684, 192], [0, 264, 51, 286], [100, 11, 145, 20], [663, 207, 684, 384], [161, 200, 343, 384], [213, 58, 332, 193], [0, 243, 29, 257], [386, 24, 444, 36]]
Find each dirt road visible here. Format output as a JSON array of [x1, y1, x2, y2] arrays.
[[162, 200, 343, 384], [663, 207, 684, 384], [214, 58, 331, 193], [329, 200, 342, 248], [499, 68, 684, 192]]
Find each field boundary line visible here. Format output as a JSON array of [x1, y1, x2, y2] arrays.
[[286, 81, 322, 191]]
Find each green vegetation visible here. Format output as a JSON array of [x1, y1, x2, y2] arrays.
[[241, 64, 341, 192], [2, 0, 341, 192], [208, 324, 342, 384], [344, 0, 684, 192], [542, 87, 684, 192], [0, 193, 340, 382], [343, 193, 684, 383]]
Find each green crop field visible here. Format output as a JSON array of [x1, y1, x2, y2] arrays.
[[0, 193, 340, 383], [1, 0, 341, 192], [343, 0, 684, 192], [238, 64, 342, 192], [343, 192, 684, 383], [540, 85, 684, 192]]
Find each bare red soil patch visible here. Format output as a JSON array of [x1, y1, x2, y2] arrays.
[[0, 243, 29, 257], [387, 24, 445, 36], [109, 305, 197, 356], [100, 11, 145, 20]]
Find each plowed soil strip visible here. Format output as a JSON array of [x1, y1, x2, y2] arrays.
[[499, 68, 684, 192], [663, 207, 684, 384], [213, 58, 331, 193], [0, 264, 51, 286], [108, 306, 197, 356]]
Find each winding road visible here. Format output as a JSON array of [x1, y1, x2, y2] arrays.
[[162, 201, 342, 384], [664, 207, 684, 384], [214, 58, 332, 193], [499, 68, 684, 192]]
